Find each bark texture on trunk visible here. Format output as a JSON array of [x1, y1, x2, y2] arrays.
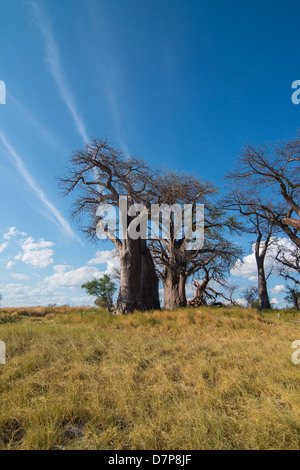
[[187, 278, 209, 307], [257, 259, 272, 310], [178, 273, 187, 307], [142, 244, 160, 310], [163, 269, 187, 310], [116, 238, 160, 314], [255, 232, 272, 310]]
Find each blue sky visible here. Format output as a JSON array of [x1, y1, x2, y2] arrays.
[[0, 0, 299, 307]]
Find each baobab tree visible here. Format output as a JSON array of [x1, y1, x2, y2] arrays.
[[226, 133, 300, 248], [148, 169, 217, 309], [149, 170, 240, 309], [59, 137, 160, 314]]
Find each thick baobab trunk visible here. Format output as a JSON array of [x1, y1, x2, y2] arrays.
[[116, 238, 160, 314], [117, 239, 143, 313], [163, 269, 187, 310], [163, 271, 181, 310]]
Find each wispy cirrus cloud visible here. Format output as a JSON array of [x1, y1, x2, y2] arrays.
[[105, 84, 130, 157], [27, 0, 88, 143], [9, 93, 68, 155], [0, 131, 75, 239], [85, 2, 129, 155]]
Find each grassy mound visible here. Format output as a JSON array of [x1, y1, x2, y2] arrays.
[[0, 306, 300, 450]]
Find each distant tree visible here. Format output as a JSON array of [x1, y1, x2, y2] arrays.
[[187, 244, 241, 307], [243, 286, 260, 309], [285, 285, 300, 310], [274, 240, 300, 277], [248, 217, 275, 310], [81, 275, 117, 311], [274, 240, 300, 305], [225, 134, 300, 248], [224, 173, 279, 309]]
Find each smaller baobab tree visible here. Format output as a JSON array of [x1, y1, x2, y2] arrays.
[[148, 169, 241, 309], [147, 169, 216, 309]]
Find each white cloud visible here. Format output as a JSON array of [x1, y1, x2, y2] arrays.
[[3, 227, 27, 240], [271, 285, 285, 295], [28, 0, 88, 144], [235, 298, 247, 307], [44, 265, 105, 290], [0, 242, 8, 253], [271, 298, 279, 305], [10, 273, 30, 280], [186, 282, 195, 300], [87, 249, 119, 275], [88, 250, 115, 265], [3, 227, 16, 240], [0, 133, 76, 239], [6, 261, 15, 270], [231, 237, 297, 281], [231, 252, 259, 280], [71, 295, 94, 306], [0, 284, 26, 297], [15, 236, 54, 268]]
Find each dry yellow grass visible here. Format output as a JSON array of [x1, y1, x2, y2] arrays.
[[0, 306, 300, 450]]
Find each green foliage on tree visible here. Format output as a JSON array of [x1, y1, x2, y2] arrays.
[[81, 275, 117, 311], [243, 286, 259, 309]]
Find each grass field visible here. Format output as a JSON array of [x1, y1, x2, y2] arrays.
[[0, 306, 300, 450]]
